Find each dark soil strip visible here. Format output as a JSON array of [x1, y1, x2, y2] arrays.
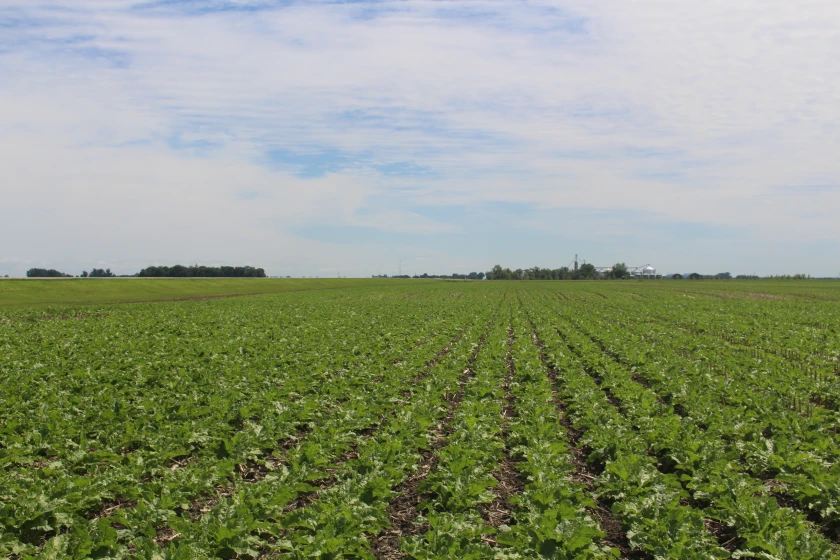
[[529, 323, 650, 560], [369, 446, 441, 558], [703, 518, 743, 552], [278, 445, 368, 516], [6, 312, 109, 323], [85, 498, 139, 521], [583, 290, 609, 300], [236, 423, 324, 484], [771, 487, 840, 544], [370, 319, 495, 559], [479, 325, 525, 531]]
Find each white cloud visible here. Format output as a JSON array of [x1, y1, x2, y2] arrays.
[[0, 0, 838, 275]]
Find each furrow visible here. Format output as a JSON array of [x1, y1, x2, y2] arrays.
[[78, 326, 447, 530], [549, 313, 835, 558], [477, 324, 525, 531], [370, 318, 494, 559], [248, 300, 506, 558], [567, 312, 840, 547], [528, 323, 646, 559], [523, 309, 727, 558], [155, 326, 471, 548]]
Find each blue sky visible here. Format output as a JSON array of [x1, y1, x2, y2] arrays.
[[1, 0, 838, 277]]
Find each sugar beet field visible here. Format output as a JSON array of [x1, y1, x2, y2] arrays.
[[2, 281, 840, 559]]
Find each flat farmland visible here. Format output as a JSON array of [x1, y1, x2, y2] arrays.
[[1, 280, 839, 559], [0, 278, 408, 309]]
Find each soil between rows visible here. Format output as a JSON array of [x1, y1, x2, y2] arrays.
[[478, 324, 526, 532], [371, 318, 497, 559], [528, 320, 651, 560]]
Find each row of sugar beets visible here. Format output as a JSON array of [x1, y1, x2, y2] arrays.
[[2, 295, 473, 558], [535, 299, 836, 559], [562, 299, 840, 552]]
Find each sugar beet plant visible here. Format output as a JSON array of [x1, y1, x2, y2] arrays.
[[1, 279, 839, 558]]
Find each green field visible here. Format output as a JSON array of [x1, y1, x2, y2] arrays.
[[0, 278, 411, 309], [2, 280, 839, 558]]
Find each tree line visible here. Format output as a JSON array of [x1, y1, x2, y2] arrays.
[[374, 272, 487, 280], [138, 265, 266, 278], [82, 268, 116, 277], [486, 263, 623, 280], [25, 265, 267, 278], [26, 268, 73, 278]]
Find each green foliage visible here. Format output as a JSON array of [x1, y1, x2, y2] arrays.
[[0, 278, 412, 308], [26, 268, 72, 278], [611, 263, 628, 280], [87, 268, 116, 278], [1, 280, 838, 558], [138, 265, 266, 278], [486, 264, 597, 280]]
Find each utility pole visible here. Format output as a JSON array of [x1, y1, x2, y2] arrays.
[[574, 254, 579, 272]]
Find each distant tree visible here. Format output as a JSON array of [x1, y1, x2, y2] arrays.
[[485, 262, 622, 281], [612, 263, 628, 279], [578, 263, 598, 279], [688, 273, 702, 280], [487, 265, 510, 280], [671, 273, 683, 280], [533, 266, 552, 280], [137, 265, 266, 278], [715, 272, 732, 280], [522, 266, 550, 280], [26, 268, 71, 278], [766, 274, 810, 280], [88, 268, 115, 278], [81, 271, 88, 278]]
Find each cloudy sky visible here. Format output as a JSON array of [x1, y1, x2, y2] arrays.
[[1, 0, 838, 277]]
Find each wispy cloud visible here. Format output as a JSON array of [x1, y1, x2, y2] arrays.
[[1, 0, 838, 276]]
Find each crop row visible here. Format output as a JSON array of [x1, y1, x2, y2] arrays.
[[550, 292, 840, 541], [526, 290, 836, 558], [0, 288, 492, 557], [2, 281, 839, 558]]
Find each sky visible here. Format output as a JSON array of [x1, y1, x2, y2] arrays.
[[1, 0, 838, 278]]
